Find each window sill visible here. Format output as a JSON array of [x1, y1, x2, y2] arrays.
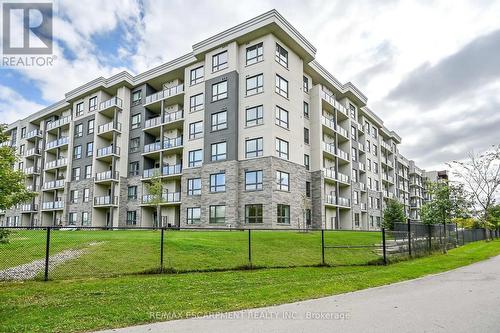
[[245, 122, 264, 129], [212, 66, 228, 74], [245, 90, 264, 98], [245, 59, 264, 68]]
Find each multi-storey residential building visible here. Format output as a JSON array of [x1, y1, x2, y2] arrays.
[[0, 10, 436, 229]]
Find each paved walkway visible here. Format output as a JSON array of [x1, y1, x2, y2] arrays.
[[96, 255, 500, 333]]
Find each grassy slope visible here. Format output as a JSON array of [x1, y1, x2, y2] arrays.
[[1, 230, 382, 279], [1, 240, 499, 333]]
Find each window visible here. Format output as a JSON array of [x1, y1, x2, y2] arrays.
[[69, 212, 77, 225], [211, 111, 227, 131], [304, 154, 310, 170], [245, 170, 263, 191], [212, 81, 228, 101], [245, 204, 263, 223], [210, 173, 226, 192], [87, 119, 94, 134], [86, 142, 93, 157], [306, 181, 311, 197], [376, 198, 381, 209], [354, 213, 360, 227], [276, 171, 290, 191], [277, 204, 290, 224], [376, 216, 381, 228], [127, 211, 137, 225], [188, 149, 203, 167], [70, 190, 79, 203], [190, 93, 204, 112], [85, 165, 92, 179], [374, 162, 378, 173], [76, 102, 83, 117], [373, 144, 378, 156], [246, 105, 263, 126], [275, 106, 289, 128], [372, 126, 378, 139], [128, 186, 137, 199], [303, 102, 309, 118], [190, 66, 204, 85], [131, 113, 141, 129], [275, 43, 288, 67], [83, 188, 90, 202], [367, 158, 372, 171], [209, 205, 226, 224], [275, 75, 288, 98], [246, 74, 263, 95], [305, 209, 312, 226], [211, 142, 227, 161], [130, 137, 140, 153], [89, 97, 97, 111], [245, 137, 263, 158], [353, 191, 359, 205], [212, 51, 228, 72], [19, 144, 25, 156], [375, 180, 380, 191], [246, 43, 263, 65], [369, 197, 373, 208], [352, 147, 357, 162], [351, 126, 357, 140], [349, 103, 356, 119], [73, 145, 82, 159], [187, 178, 201, 196], [74, 123, 83, 138], [352, 169, 358, 182], [275, 138, 289, 160], [368, 177, 372, 190], [132, 90, 142, 105], [187, 207, 201, 224], [303, 76, 309, 92], [304, 128, 309, 144], [20, 127, 26, 138], [365, 121, 370, 134], [189, 121, 203, 140], [366, 140, 371, 153], [82, 212, 90, 226], [129, 161, 139, 176]]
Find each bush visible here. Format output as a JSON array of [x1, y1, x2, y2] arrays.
[[0, 229, 10, 243]]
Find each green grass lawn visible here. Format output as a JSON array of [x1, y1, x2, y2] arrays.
[[0, 240, 499, 333], [0, 229, 383, 280]]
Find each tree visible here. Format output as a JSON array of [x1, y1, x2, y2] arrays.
[[447, 145, 500, 223], [0, 124, 34, 210], [383, 199, 406, 230], [487, 204, 500, 230], [146, 172, 163, 228], [421, 181, 472, 252]]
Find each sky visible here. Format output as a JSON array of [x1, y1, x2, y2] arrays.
[[1, 0, 499, 171]]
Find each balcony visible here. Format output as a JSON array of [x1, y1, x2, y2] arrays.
[[99, 97, 122, 112], [143, 137, 183, 155], [142, 192, 181, 205], [42, 200, 64, 210], [144, 110, 184, 132], [359, 162, 366, 172], [94, 196, 118, 206], [324, 195, 351, 207], [322, 168, 350, 184], [97, 121, 122, 136], [320, 90, 348, 117], [96, 146, 120, 160], [43, 179, 65, 190], [382, 158, 394, 168], [357, 122, 364, 133], [21, 204, 38, 212], [25, 147, 41, 157], [361, 203, 367, 211], [0, 140, 12, 147], [322, 142, 349, 162], [145, 84, 184, 107], [381, 141, 392, 152], [26, 184, 39, 191], [46, 116, 71, 131], [95, 170, 119, 183], [383, 174, 394, 184], [25, 129, 42, 140], [359, 183, 366, 191], [143, 164, 182, 179], [46, 137, 69, 150], [357, 142, 365, 152], [45, 158, 68, 170], [321, 116, 349, 139], [23, 166, 39, 175]]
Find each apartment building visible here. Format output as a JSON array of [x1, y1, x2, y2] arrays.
[[0, 10, 435, 229]]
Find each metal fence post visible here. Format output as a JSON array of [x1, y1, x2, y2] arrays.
[[407, 221, 412, 257], [160, 228, 164, 273], [427, 224, 432, 252], [455, 223, 459, 247], [248, 229, 252, 267], [321, 229, 325, 265], [44, 227, 51, 281], [382, 228, 387, 265]]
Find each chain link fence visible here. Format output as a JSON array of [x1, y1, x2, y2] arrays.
[[0, 224, 497, 281]]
